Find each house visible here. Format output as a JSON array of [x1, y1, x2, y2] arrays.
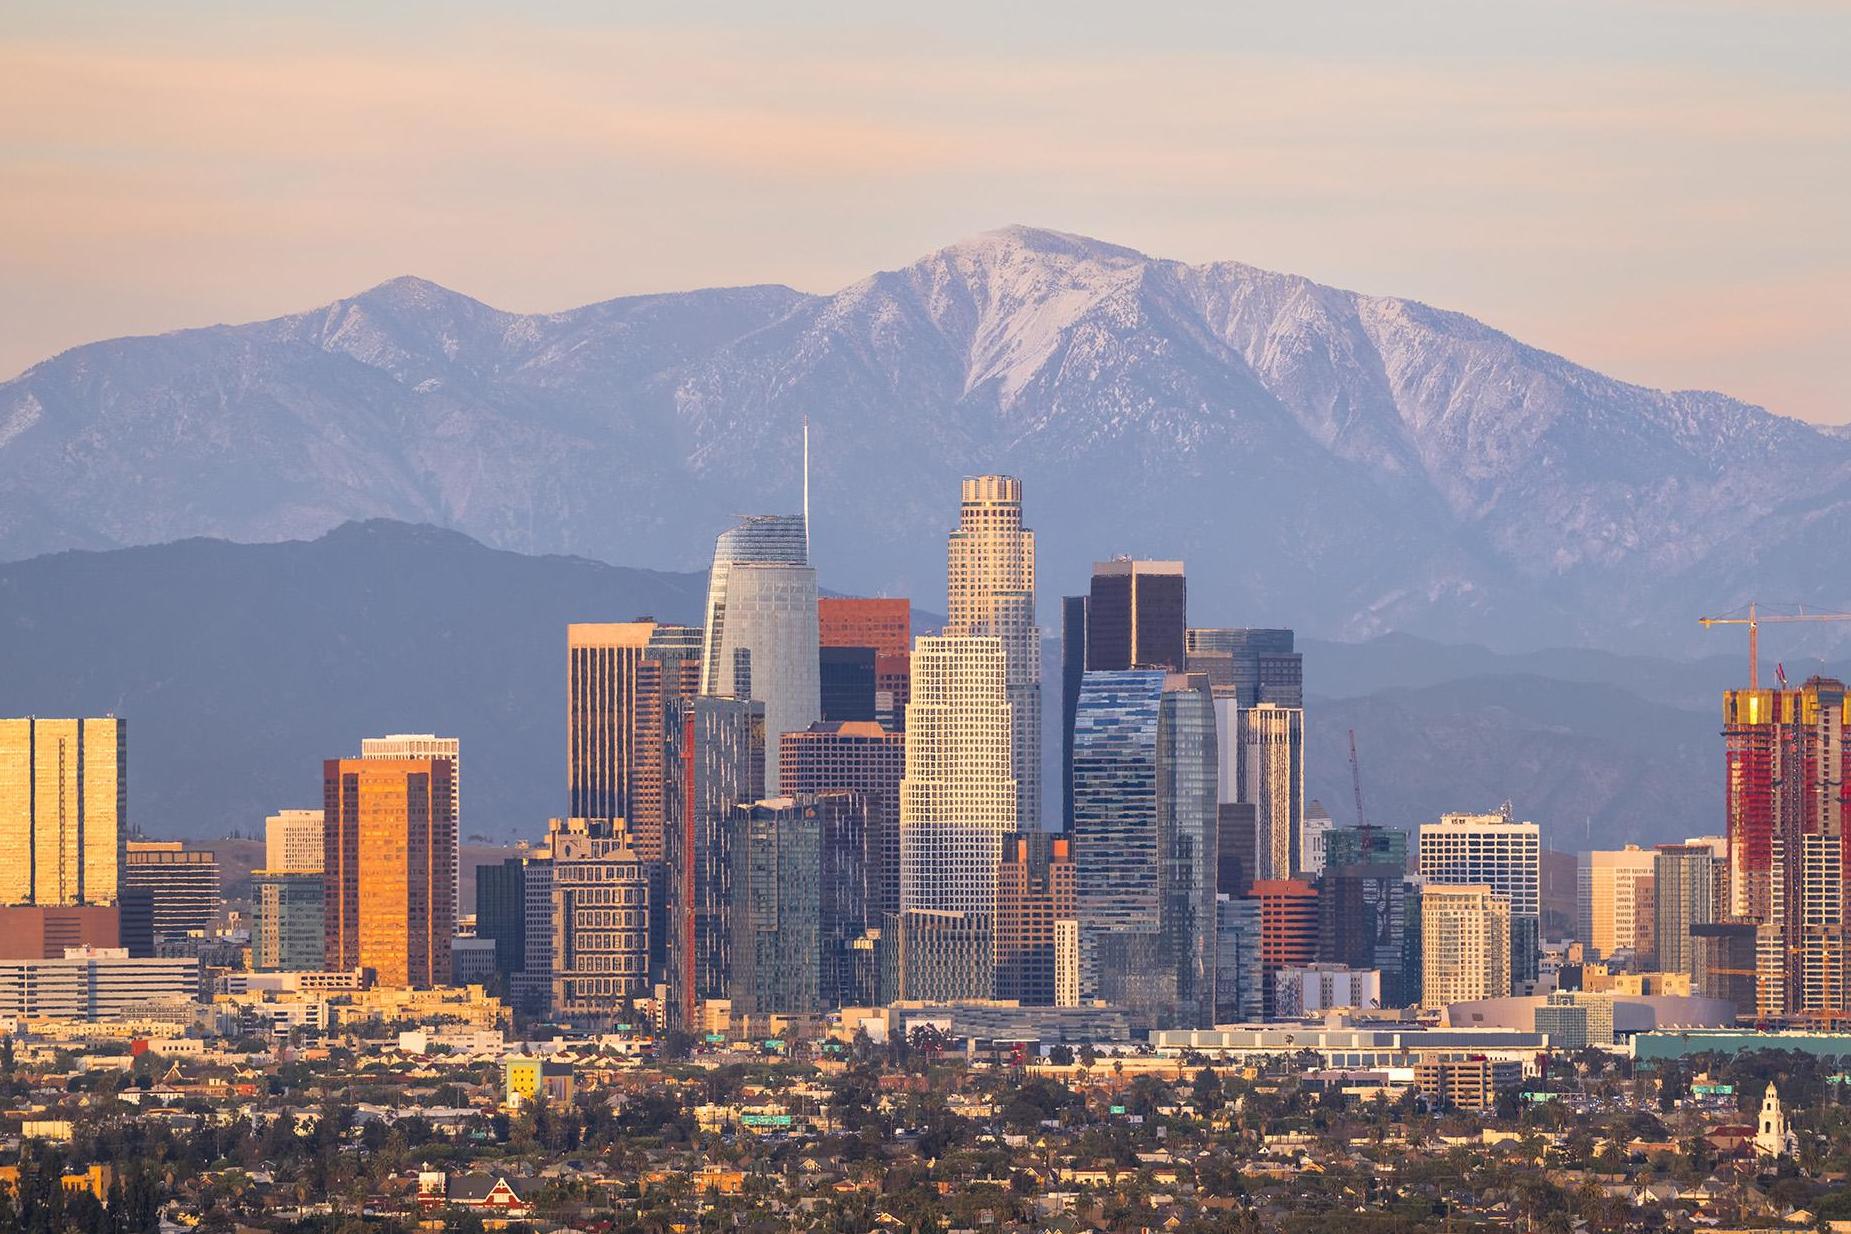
[[421, 1172, 532, 1217]]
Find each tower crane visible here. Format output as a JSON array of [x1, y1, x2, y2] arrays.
[[1698, 602, 1851, 690], [1348, 728, 1368, 833]]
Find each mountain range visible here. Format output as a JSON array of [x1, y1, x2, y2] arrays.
[[5, 226, 1848, 653], [10, 519, 1832, 846]]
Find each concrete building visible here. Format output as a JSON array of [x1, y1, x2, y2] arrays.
[[1421, 884, 1511, 1009], [1072, 670, 1218, 1028], [362, 734, 460, 912], [1251, 879, 1318, 1019], [1318, 862, 1421, 1008], [945, 476, 1042, 831], [1419, 811, 1540, 991], [898, 635, 1016, 999], [0, 947, 202, 1019], [0, 716, 126, 907], [700, 514, 818, 792], [120, 842, 220, 955], [1273, 964, 1382, 1016], [1301, 800, 1333, 876], [0, 906, 119, 960], [1239, 704, 1304, 881], [323, 757, 456, 989], [547, 816, 649, 1024], [265, 809, 325, 874], [1414, 1057, 1523, 1112], [1581, 845, 1657, 963]]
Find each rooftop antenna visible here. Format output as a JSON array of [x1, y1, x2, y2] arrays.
[[802, 415, 811, 563]]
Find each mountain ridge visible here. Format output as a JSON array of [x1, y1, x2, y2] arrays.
[[5, 225, 1847, 653]]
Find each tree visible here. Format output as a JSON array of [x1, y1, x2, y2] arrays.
[[1193, 1066, 1225, 1112]]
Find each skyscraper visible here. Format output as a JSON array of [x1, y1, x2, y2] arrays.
[[1301, 799, 1333, 876], [818, 597, 910, 657], [995, 834, 1078, 1007], [120, 842, 220, 955], [1580, 845, 1657, 963], [1419, 811, 1540, 993], [1318, 862, 1421, 1008], [1239, 704, 1304, 881], [1185, 628, 1303, 708], [264, 809, 325, 874], [701, 514, 819, 791], [1654, 842, 1719, 979], [566, 622, 658, 831], [664, 695, 765, 1029], [1060, 594, 1089, 832], [1420, 884, 1511, 1008], [1071, 670, 1217, 1028], [546, 816, 649, 1025], [252, 871, 324, 972], [1322, 825, 1410, 874], [898, 635, 1016, 1000], [1250, 877, 1318, 1019], [361, 734, 459, 910], [818, 647, 878, 722], [1086, 559, 1186, 672], [781, 721, 905, 923], [945, 476, 1042, 830], [322, 757, 456, 989], [0, 716, 125, 907]]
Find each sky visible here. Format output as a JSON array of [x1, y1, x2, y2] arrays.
[[2, 1, 1847, 423]]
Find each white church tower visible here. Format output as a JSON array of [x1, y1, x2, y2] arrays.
[[1754, 1081, 1797, 1159]]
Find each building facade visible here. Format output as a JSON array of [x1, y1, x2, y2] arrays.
[[1581, 845, 1657, 963], [265, 809, 325, 874], [1419, 811, 1541, 992], [120, 842, 220, 955], [781, 721, 904, 923], [1421, 884, 1512, 1008], [0, 716, 126, 907], [547, 816, 649, 1025], [1184, 628, 1302, 708], [1653, 842, 1719, 979], [323, 757, 456, 989], [1086, 559, 1185, 672], [994, 834, 1078, 1007], [252, 871, 324, 972], [1238, 704, 1304, 881]]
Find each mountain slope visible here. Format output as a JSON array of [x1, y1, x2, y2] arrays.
[[5, 226, 1848, 651], [0, 520, 706, 838]]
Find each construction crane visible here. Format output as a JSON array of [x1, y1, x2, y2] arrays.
[[1698, 602, 1851, 690], [1348, 728, 1368, 831]]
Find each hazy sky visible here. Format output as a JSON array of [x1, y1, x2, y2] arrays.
[[3, 1, 1847, 422]]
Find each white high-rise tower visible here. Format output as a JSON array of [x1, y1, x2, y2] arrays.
[[945, 475, 1041, 830]]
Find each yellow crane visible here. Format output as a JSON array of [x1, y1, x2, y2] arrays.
[[1698, 601, 1851, 690]]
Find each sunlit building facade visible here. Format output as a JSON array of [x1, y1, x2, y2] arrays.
[[0, 716, 126, 907], [322, 757, 456, 989]]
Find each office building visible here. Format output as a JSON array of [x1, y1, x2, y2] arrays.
[[120, 842, 221, 956], [995, 835, 1078, 1007], [1061, 594, 1089, 831], [0, 947, 203, 1020], [475, 853, 538, 980], [252, 872, 324, 972], [1690, 922, 1759, 1019], [567, 622, 677, 854], [1318, 862, 1421, 1008], [1215, 896, 1264, 1023], [1185, 628, 1303, 708], [0, 716, 126, 907], [1580, 845, 1657, 963], [1322, 825, 1409, 874], [1071, 670, 1218, 1028], [1250, 878, 1318, 1019], [898, 635, 1016, 1000], [1086, 559, 1185, 672], [1273, 964, 1381, 1017], [1239, 704, 1304, 881], [323, 757, 456, 989], [818, 597, 910, 657], [361, 734, 459, 910], [1654, 843, 1719, 979], [731, 797, 825, 1016], [547, 816, 649, 1025], [700, 514, 819, 791], [0, 906, 118, 960], [1413, 1057, 1522, 1113], [818, 646, 877, 722], [265, 809, 325, 874], [781, 721, 904, 922], [1421, 884, 1511, 1008], [1216, 803, 1258, 898], [1419, 810, 1541, 992], [1301, 800, 1333, 876], [665, 695, 765, 1030], [511, 853, 555, 1014], [945, 476, 1042, 830]]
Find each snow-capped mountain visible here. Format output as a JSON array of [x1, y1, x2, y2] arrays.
[[4, 225, 1846, 650]]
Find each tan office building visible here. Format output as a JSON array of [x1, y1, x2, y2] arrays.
[[1421, 883, 1511, 1008], [0, 716, 125, 907], [322, 757, 456, 988]]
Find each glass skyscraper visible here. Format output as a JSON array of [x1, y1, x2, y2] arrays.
[[1071, 670, 1217, 1028]]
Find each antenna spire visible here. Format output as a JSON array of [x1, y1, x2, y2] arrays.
[[802, 415, 811, 563]]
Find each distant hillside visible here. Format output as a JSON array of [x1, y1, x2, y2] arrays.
[[0, 520, 705, 839]]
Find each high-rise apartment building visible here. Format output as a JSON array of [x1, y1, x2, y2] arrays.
[[898, 635, 1016, 1000], [546, 816, 649, 1024], [1580, 845, 1657, 963], [120, 842, 221, 955], [995, 834, 1078, 1007], [781, 721, 904, 922], [700, 514, 819, 791], [665, 695, 765, 1029], [1239, 704, 1304, 881], [1421, 884, 1511, 1008], [945, 476, 1042, 830], [1086, 559, 1185, 672], [1185, 628, 1303, 708], [323, 757, 456, 989], [1654, 842, 1719, 979], [1071, 670, 1217, 1028], [264, 809, 325, 874], [0, 716, 125, 907], [1419, 811, 1541, 993]]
